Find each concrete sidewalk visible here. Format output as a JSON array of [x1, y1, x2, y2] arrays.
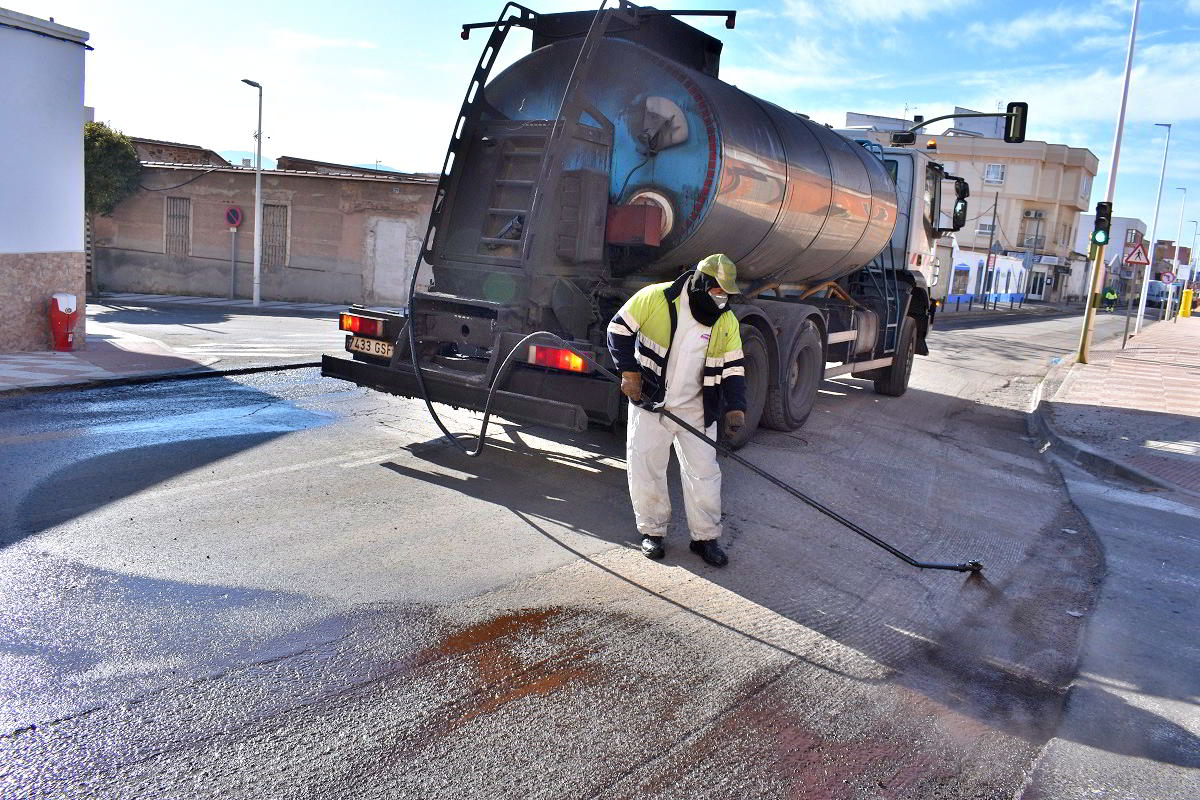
[[0, 321, 221, 393], [936, 298, 1083, 320], [1041, 317, 1200, 496], [1, 294, 347, 394]]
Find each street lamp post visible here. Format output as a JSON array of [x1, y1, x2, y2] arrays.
[[1169, 187, 1186, 321], [1134, 122, 1171, 334], [1077, 0, 1140, 363], [242, 78, 264, 307], [1188, 219, 1198, 286]]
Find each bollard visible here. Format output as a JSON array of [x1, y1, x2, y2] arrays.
[[956, 297, 961, 312]]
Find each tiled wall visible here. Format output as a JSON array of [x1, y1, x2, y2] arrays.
[[0, 251, 87, 352]]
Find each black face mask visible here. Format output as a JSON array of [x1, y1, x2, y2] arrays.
[[687, 271, 726, 327]]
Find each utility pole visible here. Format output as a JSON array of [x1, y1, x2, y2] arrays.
[[1078, 0, 1140, 364], [242, 79, 264, 307], [982, 192, 999, 296], [1169, 187, 1186, 321], [1134, 123, 1171, 334]]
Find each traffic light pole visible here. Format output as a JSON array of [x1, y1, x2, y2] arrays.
[[1077, 0, 1140, 364], [1078, 243, 1107, 363]]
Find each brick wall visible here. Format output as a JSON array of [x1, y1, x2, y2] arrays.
[[0, 251, 87, 352], [93, 167, 436, 306]]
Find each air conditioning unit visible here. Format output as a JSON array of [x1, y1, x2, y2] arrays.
[[1023, 210, 1045, 219]]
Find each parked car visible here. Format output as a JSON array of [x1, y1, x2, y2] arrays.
[[1145, 280, 1169, 308]]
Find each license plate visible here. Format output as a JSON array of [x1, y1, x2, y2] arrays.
[[347, 336, 394, 359]]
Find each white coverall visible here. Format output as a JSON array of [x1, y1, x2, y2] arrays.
[[626, 290, 723, 541]]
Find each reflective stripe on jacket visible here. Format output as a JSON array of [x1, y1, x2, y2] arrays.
[[607, 272, 747, 427]]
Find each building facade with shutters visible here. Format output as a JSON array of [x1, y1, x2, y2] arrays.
[[93, 162, 438, 307], [0, 10, 89, 352], [924, 135, 1098, 303]]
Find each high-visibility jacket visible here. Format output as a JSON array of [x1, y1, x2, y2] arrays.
[[607, 272, 746, 427], [1104, 289, 1118, 300]]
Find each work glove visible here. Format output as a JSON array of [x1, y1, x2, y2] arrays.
[[723, 409, 746, 440], [620, 371, 643, 402]]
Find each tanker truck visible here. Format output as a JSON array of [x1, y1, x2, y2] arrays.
[[321, 3, 1009, 448]]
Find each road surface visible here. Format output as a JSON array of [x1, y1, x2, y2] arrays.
[[2, 310, 1173, 799]]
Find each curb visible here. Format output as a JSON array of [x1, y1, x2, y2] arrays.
[[1026, 353, 1200, 501], [94, 295, 345, 319], [0, 361, 322, 399]]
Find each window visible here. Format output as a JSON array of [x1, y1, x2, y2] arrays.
[[165, 197, 190, 255], [263, 204, 288, 266], [1023, 235, 1045, 249], [984, 163, 1006, 184], [976, 221, 996, 236], [1126, 228, 1141, 245], [924, 164, 940, 234], [951, 269, 970, 295], [1079, 175, 1092, 200]]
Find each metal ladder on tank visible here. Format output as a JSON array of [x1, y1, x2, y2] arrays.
[[478, 139, 548, 258], [853, 246, 902, 355]]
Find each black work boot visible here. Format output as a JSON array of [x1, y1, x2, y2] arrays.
[[689, 539, 728, 567], [640, 535, 666, 560]]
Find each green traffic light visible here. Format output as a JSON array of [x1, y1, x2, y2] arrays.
[[1092, 229, 1109, 245]]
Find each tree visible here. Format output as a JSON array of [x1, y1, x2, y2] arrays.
[[84, 122, 140, 216]]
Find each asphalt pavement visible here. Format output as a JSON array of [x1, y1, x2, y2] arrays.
[[1, 309, 1193, 799]]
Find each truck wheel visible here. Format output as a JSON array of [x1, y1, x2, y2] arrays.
[[724, 324, 769, 449], [763, 320, 822, 431], [873, 316, 916, 397]]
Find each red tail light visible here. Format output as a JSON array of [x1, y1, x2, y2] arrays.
[[340, 313, 384, 338], [529, 345, 588, 373]]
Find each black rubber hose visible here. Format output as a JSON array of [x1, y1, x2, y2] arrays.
[[400, 281, 980, 572]]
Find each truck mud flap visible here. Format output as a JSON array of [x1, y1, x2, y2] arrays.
[[321, 355, 590, 433]]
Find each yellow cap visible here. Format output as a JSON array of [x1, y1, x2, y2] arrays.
[[696, 253, 740, 294]]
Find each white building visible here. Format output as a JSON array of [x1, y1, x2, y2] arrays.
[[0, 9, 90, 351]]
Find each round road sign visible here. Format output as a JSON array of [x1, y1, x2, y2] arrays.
[[1161, 271, 1175, 284], [225, 206, 244, 227]]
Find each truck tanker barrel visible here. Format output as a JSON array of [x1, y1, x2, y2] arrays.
[[440, 32, 898, 288]]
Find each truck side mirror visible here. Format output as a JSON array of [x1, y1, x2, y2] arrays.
[[952, 199, 968, 231], [890, 131, 916, 146]]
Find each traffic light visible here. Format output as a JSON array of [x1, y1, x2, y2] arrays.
[[1091, 201, 1113, 246]]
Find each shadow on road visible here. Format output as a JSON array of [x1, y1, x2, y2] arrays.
[[381, 381, 1200, 770]]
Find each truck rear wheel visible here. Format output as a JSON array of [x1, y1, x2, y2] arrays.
[[723, 324, 769, 450], [872, 316, 916, 397], [763, 320, 822, 431]]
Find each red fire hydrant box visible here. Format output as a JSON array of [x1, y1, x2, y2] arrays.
[[49, 292, 78, 352]]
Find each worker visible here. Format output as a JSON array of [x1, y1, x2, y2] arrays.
[[607, 254, 746, 567], [1103, 285, 1118, 312]]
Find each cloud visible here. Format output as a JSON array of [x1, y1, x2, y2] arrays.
[[967, 7, 1120, 48], [957, 42, 1200, 129], [783, 0, 962, 23], [834, 0, 961, 21]]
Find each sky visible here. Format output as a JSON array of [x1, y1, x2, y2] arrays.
[[17, 0, 1200, 245]]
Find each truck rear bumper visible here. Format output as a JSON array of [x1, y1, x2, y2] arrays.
[[320, 354, 592, 433]]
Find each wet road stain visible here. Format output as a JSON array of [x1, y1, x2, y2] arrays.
[[427, 607, 599, 723]]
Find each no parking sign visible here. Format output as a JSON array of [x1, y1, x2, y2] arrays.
[[225, 206, 244, 228]]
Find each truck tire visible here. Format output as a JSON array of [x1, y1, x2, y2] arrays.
[[763, 320, 822, 431], [872, 316, 916, 397], [723, 324, 769, 449]]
